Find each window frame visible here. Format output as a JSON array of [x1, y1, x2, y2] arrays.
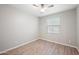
[[47, 16, 61, 34]]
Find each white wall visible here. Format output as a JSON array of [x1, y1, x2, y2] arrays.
[[39, 9, 77, 47], [77, 6, 79, 48], [0, 5, 39, 51]]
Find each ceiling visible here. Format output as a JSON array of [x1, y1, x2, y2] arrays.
[[11, 4, 78, 17]]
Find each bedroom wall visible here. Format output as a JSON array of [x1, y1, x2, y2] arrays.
[[0, 5, 39, 52], [77, 6, 79, 48], [39, 9, 77, 47]]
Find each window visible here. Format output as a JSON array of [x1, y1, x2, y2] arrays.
[[47, 16, 60, 33]]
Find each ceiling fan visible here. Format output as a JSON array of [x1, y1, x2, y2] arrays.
[[33, 4, 54, 12]]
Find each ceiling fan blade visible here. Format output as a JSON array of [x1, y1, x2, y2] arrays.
[[33, 4, 39, 7], [48, 5, 54, 8]]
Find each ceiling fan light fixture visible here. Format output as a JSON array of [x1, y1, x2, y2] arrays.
[[40, 8, 45, 12], [40, 7, 47, 12], [33, 4, 54, 13]]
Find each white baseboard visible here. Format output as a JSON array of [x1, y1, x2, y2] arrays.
[[0, 39, 38, 54], [76, 48, 79, 52], [41, 38, 78, 49]]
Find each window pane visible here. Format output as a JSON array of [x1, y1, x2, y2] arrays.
[[48, 26, 53, 33], [48, 26, 60, 33], [53, 26, 60, 33]]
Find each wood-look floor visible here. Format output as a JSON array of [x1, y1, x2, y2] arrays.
[[1, 39, 79, 55]]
